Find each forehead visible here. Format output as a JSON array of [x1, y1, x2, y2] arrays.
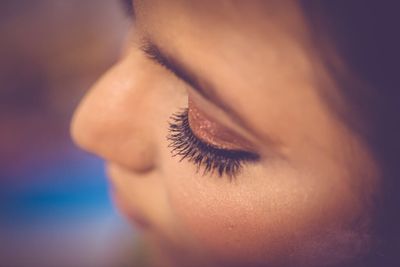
[[135, 0, 311, 47]]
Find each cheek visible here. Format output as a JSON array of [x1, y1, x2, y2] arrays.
[[165, 166, 374, 267], [168, 179, 280, 266]]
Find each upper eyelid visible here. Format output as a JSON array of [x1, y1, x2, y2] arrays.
[[138, 40, 263, 143], [138, 44, 252, 150]]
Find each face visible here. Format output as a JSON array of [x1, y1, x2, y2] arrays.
[[71, 1, 380, 267]]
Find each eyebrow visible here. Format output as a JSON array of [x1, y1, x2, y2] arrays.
[[120, 0, 134, 17], [139, 39, 252, 133]]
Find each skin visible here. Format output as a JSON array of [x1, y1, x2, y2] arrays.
[[71, 1, 380, 267]]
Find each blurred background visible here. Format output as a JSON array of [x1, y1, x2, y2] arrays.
[[0, 1, 137, 266]]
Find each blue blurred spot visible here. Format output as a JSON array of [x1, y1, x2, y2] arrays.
[[0, 149, 114, 225]]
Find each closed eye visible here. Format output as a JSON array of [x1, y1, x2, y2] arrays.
[[167, 109, 260, 179]]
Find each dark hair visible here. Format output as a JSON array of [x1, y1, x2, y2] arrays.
[[301, 1, 400, 266]]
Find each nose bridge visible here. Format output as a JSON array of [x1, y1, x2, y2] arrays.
[[71, 52, 158, 172]]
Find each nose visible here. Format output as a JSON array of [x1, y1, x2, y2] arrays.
[[71, 52, 158, 173]]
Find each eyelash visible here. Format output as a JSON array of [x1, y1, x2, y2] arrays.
[[167, 109, 259, 179]]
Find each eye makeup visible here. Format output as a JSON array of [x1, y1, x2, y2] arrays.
[[167, 102, 260, 179], [188, 98, 256, 151]]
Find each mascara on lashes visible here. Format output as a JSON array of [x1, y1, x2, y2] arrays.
[[167, 109, 259, 178]]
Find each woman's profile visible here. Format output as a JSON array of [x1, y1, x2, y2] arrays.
[[71, 1, 400, 266]]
